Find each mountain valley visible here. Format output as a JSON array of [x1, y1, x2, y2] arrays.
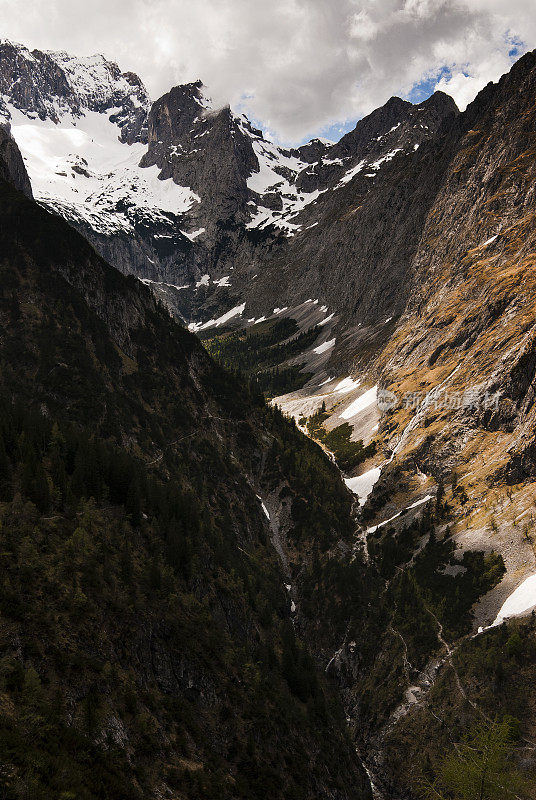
[[1, 35, 536, 800]]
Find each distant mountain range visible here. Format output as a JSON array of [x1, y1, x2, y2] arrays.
[[0, 39, 456, 331]]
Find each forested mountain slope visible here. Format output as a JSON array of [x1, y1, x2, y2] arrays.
[[0, 141, 371, 799]]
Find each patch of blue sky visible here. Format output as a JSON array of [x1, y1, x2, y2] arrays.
[[407, 65, 453, 104], [244, 32, 527, 149], [507, 33, 525, 58]]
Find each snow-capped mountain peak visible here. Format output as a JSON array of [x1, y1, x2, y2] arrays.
[[0, 39, 149, 143], [0, 39, 459, 329], [0, 40, 203, 298]]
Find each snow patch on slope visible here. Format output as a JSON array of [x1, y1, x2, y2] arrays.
[[313, 338, 335, 355], [8, 106, 199, 235], [345, 467, 382, 506], [334, 377, 361, 394], [340, 387, 378, 420], [246, 138, 323, 236], [492, 574, 536, 626], [188, 303, 246, 332]]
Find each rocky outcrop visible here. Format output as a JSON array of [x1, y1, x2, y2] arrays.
[[141, 82, 258, 217], [139, 82, 263, 283], [297, 136, 333, 164], [0, 122, 32, 196]]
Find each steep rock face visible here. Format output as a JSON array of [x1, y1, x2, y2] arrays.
[[378, 50, 536, 488], [239, 91, 459, 331], [139, 82, 262, 276], [0, 39, 149, 142], [0, 122, 32, 197]]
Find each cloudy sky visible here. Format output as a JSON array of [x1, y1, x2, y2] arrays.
[[0, 0, 534, 144]]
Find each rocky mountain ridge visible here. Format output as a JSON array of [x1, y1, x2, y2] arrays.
[[0, 40, 149, 142], [0, 38, 458, 331]]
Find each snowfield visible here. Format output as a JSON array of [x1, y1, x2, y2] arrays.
[[492, 574, 536, 626], [345, 467, 382, 506], [8, 106, 200, 235], [340, 386, 378, 419], [313, 338, 335, 355]]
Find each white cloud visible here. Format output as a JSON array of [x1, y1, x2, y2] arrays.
[[0, 0, 535, 144]]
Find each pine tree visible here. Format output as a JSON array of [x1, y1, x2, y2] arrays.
[[420, 718, 531, 800]]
